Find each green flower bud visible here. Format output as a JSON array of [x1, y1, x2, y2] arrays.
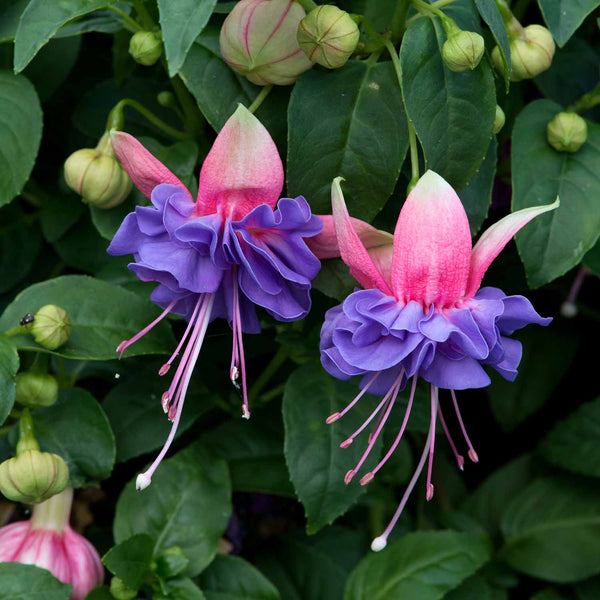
[[0, 450, 69, 504], [220, 0, 313, 86], [297, 5, 359, 69], [442, 30, 485, 72], [152, 546, 189, 579], [547, 112, 587, 153], [15, 372, 59, 408], [493, 105, 506, 134], [110, 576, 138, 600], [30, 305, 71, 351], [129, 31, 163, 66], [157, 91, 176, 107]]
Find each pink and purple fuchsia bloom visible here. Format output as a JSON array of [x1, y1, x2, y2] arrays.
[[316, 172, 558, 551], [107, 105, 322, 491]]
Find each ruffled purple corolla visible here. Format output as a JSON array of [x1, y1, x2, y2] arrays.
[[310, 172, 558, 551], [107, 105, 322, 490]]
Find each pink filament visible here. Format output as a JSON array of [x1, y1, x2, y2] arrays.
[[425, 385, 438, 500], [229, 272, 250, 419], [450, 389, 478, 462], [437, 400, 464, 470], [326, 371, 381, 424]]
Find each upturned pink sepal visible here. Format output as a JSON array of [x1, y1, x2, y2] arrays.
[[465, 197, 560, 297], [197, 104, 284, 219], [391, 170, 472, 306], [110, 131, 191, 200]]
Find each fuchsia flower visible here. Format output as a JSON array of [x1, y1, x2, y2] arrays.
[[315, 172, 558, 551], [107, 105, 322, 490], [0, 488, 104, 599]]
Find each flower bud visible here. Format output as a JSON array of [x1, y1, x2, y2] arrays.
[[442, 30, 485, 72], [129, 31, 163, 66], [547, 112, 587, 153], [152, 546, 189, 579], [220, 0, 313, 85], [0, 450, 69, 504], [297, 5, 359, 69], [110, 577, 138, 600], [493, 105, 505, 134], [15, 372, 59, 408], [30, 305, 71, 351]]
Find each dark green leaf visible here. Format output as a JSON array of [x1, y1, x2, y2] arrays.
[[531, 590, 570, 600], [312, 259, 356, 302], [14, 0, 117, 72], [501, 476, 600, 582], [0, 333, 19, 426], [537, 0, 600, 47], [400, 17, 495, 191], [102, 534, 154, 590], [0, 0, 29, 43], [160, 578, 206, 600], [512, 99, 600, 287], [199, 555, 280, 600], [0, 275, 176, 360], [85, 587, 114, 600], [114, 442, 231, 577], [0, 71, 42, 207], [56, 9, 125, 37], [475, 0, 511, 86], [345, 530, 492, 600], [283, 364, 383, 534], [0, 563, 72, 598], [444, 574, 508, 600], [538, 397, 600, 478], [158, 0, 217, 75], [32, 388, 116, 487], [576, 576, 600, 600], [287, 61, 408, 221], [40, 188, 84, 242]]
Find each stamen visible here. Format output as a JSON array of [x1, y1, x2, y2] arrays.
[[117, 300, 177, 358], [450, 390, 478, 463], [230, 272, 251, 420], [344, 469, 355, 484], [425, 385, 438, 500], [437, 400, 464, 470], [135, 295, 215, 491], [339, 394, 389, 449], [325, 371, 381, 424]]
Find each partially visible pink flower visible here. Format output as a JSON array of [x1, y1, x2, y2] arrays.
[[0, 488, 103, 599]]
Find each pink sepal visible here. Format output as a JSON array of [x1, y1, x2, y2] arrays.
[[466, 197, 560, 297], [197, 104, 283, 219], [391, 170, 471, 306], [111, 131, 191, 200]]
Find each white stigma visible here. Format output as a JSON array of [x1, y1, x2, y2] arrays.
[[371, 536, 387, 552], [242, 405, 251, 420], [560, 301, 578, 318], [136, 473, 152, 491]]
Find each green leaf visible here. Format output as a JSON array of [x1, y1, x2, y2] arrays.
[[283, 364, 383, 534], [32, 388, 116, 487], [487, 324, 577, 431], [40, 188, 84, 242], [158, 0, 216, 75], [161, 578, 206, 600], [512, 99, 600, 287], [475, 0, 511, 87], [538, 397, 600, 478], [103, 534, 154, 590], [576, 576, 600, 600], [14, 0, 117, 72], [114, 442, 231, 577], [0, 0, 29, 42], [312, 259, 357, 302], [344, 530, 492, 600], [500, 476, 600, 582], [199, 555, 280, 600], [531, 589, 570, 600], [400, 17, 495, 191], [537, 0, 600, 47], [444, 574, 508, 600], [85, 587, 114, 600], [0, 71, 42, 207], [0, 275, 176, 360], [287, 61, 408, 221], [0, 563, 72, 598], [459, 138, 497, 235], [0, 333, 19, 426]]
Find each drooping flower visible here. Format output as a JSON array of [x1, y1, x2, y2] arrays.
[[0, 488, 104, 599], [315, 172, 558, 551], [107, 105, 322, 491]]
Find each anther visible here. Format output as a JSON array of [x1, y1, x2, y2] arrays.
[[326, 412, 341, 424], [426, 483, 434, 501], [242, 405, 251, 420], [159, 363, 170, 376], [468, 448, 479, 463], [340, 438, 353, 449], [344, 469, 355, 484], [360, 472, 374, 486]]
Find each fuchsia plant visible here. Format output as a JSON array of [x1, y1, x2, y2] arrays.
[[314, 172, 558, 550], [107, 105, 322, 491]]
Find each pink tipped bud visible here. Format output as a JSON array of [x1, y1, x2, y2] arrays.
[[426, 483, 434, 501], [219, 0, 313, 86], [468, 448, 479, 463], [457, 455, 465, 471], [326, 412, 341, 424], [159, 363, 171, 376], [340, 438, 353, 449], [344, 469, 355, 485], [242, 405, 251, 420], [359, 472, 374, 486]]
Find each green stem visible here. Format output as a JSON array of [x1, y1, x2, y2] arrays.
[[16, 409, 40, 455], [368, 501, 385, 540], [411, 0, 446, 19], [248, 85, 273, 114], [106, 5, 143, 32], [407, 122, 420, 190], [132, 0, 156, 30], [390, 0, 411, 42], [383, 39, 402, 87], [170, 75, 205, 139], [248, 346, 289, 403], [112, 99, 188, 140], [259, 383, 286, 404], [5, 327, 23, 337], [406, 0, 458, 26], [296, 0, 318, 12], [493, 0, 524, 38], [568, 83, 600, 114]]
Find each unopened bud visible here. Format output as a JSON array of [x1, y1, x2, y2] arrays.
[[220, 0, 313, 86], [110, 576, 138, 600], [15, 372, 59, 408], [493, 105, 505, 134], [152, 546, 189, 579], [297, 5, 359, 69], [0, 450, 69, 504], [157, 91, 176, 107], [547, 112, 587, 153], [30, 305, 71, 351], [442, 30, 485, 72], [129, 31, 162, 66]]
